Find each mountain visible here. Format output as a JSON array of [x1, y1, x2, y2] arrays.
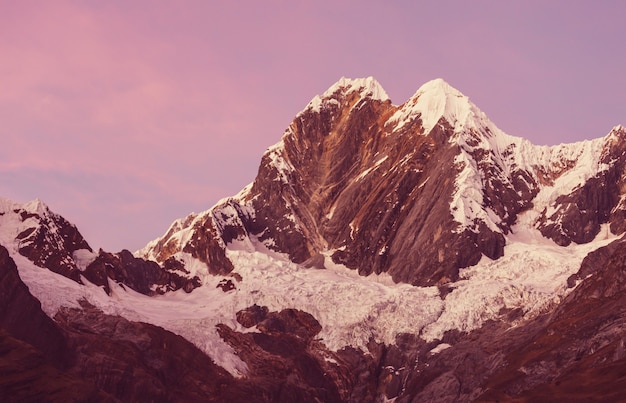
[[0, 197, 202, 297], [2, 77, 626, 401], [139, 77, 626, 286]]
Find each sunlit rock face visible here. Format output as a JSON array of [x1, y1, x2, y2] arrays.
[[143, 77, 626, 287]]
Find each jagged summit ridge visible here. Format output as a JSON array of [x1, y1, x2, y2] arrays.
[[302, 76, 505, 146], [389, 77, 481, 135], [302, 76, 389, 115], [326, 76, 390, 101], [141, 77, 626, 287]]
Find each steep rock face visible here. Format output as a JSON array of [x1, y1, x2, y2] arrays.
[[537, 126, 626, 245], [143, 78, 626, 286], [7, 200, 92, 283], [0, 247, 109, 401], [139, 209, 235, 276], [0, 244, 70, 367], [243, 79, 541, 285], [55, 301, 235, 402]]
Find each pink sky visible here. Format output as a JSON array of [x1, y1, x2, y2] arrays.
[[1, 1, 625, 252]]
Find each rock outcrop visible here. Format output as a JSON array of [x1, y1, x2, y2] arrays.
[[83, 249, 201, 295], [0, 198, 203, 297]]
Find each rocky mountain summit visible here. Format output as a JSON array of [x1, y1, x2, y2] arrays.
[[2, 77, 626, 401], [140, 77, 626, 287]]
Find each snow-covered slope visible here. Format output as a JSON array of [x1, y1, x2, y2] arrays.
[[2, 196, 618, 378]]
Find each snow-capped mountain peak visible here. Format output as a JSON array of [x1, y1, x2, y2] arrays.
[[390, 78, 492, 137], [4, 77, 626, 401], [0, 197, 94, 283], [301, 76, 389, 115], [604, 124, 626, 144], [323, 76, 389, 101]]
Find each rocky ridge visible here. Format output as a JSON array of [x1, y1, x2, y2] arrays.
[[0, 198, 202, 296], [140, 77, 626, 287]]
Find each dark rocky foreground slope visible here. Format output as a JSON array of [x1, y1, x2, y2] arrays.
[[0, 245, 341, 402], [3, 236, 626, 401]]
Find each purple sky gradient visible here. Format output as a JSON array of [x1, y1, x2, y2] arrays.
[[1, 1, 625, 252]]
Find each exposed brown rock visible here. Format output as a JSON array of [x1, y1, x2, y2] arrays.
[[216, 278, 236, 292], [218, 307, 344, 402], [236, 304, 269, 328], [84, 249, 201, 296], [55, 301, 235, 402], [182, 215, 235, 275], [15, 205, 91, 284], [0, 329, 113, 403]]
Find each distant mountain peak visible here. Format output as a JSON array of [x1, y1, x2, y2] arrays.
[[607, 124, 626, 140], [22, 198, 50, 216]]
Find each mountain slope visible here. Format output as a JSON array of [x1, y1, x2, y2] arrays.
[[3, 77, 626, 401], [140, 77, 626, 287], [0, 197, 203, 296]]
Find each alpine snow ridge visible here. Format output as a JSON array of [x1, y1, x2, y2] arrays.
[[140, 77, 626, 286], [2, 77, 626, 401]]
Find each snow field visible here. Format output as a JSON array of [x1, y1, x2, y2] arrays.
[[1, 194, 620, 379]]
